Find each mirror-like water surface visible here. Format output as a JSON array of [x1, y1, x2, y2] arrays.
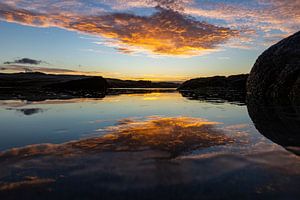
[[0, 91, 299, 199], [0, 92, 252, 151]]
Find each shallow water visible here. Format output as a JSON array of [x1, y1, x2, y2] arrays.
[[0, 91, 299, 199]]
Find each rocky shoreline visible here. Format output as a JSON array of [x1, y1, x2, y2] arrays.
[[178, 74, 248, 104]]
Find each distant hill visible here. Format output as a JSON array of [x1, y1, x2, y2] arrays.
[[178, 74, 249, 103], [0, 72, 88, 88], [0, 72, 108, 100], [106, 78, 180, 88], [178, 74, 248, 90], [0, 72, 180, 100]]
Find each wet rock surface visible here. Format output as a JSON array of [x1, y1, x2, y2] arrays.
[[247, 31, 300, 155]]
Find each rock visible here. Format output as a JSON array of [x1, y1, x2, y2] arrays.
[[247, 31, 300, 155], [247, 31, 300, 106], [178, 74, 248, 103]]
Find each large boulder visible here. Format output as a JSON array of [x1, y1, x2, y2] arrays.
[[247, 31, 300, 155]]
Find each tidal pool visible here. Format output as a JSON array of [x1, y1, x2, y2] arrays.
[[0, 91, 299, 199]]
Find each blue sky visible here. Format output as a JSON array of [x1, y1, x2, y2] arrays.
[[0, 0, 299, 81]]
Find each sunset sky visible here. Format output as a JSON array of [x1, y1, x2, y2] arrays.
[[0, 0, 299, 81]]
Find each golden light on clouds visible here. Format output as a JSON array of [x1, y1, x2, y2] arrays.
[[0, 1, 299, 57], [0, 2, 238, 56]]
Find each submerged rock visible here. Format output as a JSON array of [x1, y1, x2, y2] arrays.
[[247, 31, 300, 155]]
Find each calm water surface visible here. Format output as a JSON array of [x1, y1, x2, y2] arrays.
[[0, 92, 251, 151], [0, 91, 299, 199]]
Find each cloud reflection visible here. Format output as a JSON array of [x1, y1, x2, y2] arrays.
[[0, 116, 299, 198], [6, 108, 44, 116], [0, 116, 232, 159]]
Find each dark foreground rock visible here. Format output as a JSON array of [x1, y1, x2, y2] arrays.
[[247, 31, 300, 155], [178, 74, 248, 103]]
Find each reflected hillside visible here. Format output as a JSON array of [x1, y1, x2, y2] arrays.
[[179, 90, 246, 106]]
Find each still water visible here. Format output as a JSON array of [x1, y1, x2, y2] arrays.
[[0, 91, 251, 151], [0, 91, 299, 199]]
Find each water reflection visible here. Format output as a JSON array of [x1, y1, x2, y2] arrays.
[[247, 102, 300, 155], [0, 92, 299, 199], [0, 117, 232, 159], [6, 108, 44, 116], [179, 90, 246, 106], [0, 116, 299, 199]]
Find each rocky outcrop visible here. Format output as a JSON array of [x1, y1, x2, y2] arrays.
[[178, 74, 248, 103], [247, 31, 300, 155], [247, 31, 300, 106]]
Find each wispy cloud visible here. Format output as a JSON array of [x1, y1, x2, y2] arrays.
[[0, 1, 238, 56], [0, 1, 299, 56], [3, 58, 44, 65], [0, 64, 188, 81], [184, 0, 300, 46], [0, 64, 104, 76]]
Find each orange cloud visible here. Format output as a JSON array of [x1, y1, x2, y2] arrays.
[[0, 2, 238, 56], [1, 0, 299, 55]]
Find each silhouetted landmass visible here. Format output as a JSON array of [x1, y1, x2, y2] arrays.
[[247, 31, 300, 155], [0, 72, 179, 100], [178, 74, 248, 104], [106, 78, 180, 88], [0, 72, 107, 100], [46, 77, 108, 92]]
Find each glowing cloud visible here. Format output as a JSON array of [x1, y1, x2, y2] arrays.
[[0, 1, 299, 56], [0, 1, 238, 56]]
